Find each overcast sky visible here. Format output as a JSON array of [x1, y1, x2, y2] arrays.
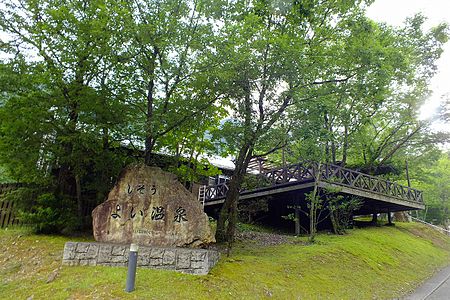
[[366, 0, 450, 127]]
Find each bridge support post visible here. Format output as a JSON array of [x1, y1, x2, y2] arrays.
[[295, 208, 300, 236], [371, 213, 378, 224], [387, 211, 394, 226]]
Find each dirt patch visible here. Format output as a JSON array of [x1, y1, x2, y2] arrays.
[[400, 225, 450, 250], [207, 230, 305, 255], [235, 231, 295, 246]]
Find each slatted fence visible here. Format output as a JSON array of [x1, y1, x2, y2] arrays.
[[0, 183, 22, 228]]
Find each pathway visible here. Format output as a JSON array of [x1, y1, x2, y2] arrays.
[[405, 265, 450, 299]]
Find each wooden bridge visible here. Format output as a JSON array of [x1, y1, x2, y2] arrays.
[[198, 161, 424, 214]]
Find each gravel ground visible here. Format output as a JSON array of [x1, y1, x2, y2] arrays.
[[235, 231, 295, 246]]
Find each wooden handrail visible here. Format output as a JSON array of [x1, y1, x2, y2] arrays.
[[201, 161, 424, 204]]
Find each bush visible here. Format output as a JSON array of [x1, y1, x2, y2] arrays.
[[329, 196, 362, 234], [19, 193, 79, 234], [240, 173, 271, 191]]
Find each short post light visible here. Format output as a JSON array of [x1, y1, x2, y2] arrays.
[[125, 243, 139, 292]]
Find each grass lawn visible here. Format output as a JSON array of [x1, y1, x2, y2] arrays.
[[1, 222, 449, 299]]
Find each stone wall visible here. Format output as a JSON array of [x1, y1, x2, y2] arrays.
[[62, 242, 219, 275]]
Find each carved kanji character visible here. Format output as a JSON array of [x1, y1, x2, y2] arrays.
[[151, 206, 165, 220], [174, 207, 187, 223]]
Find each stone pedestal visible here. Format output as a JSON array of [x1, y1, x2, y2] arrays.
[[62, 242, 220, 275]]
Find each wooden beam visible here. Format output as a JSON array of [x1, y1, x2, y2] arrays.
[[239, 182, 315, 200], [319, 182, 425, 210]]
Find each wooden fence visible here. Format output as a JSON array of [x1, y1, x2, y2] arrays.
[[0, 183, 22, 228]]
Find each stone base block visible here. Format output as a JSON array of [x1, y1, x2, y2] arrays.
[[62, 242, 219, 275]]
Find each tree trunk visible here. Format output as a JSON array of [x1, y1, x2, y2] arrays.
[[308, 181, 319, 243], [342, 124, 349, 165], [215, 142, 254, 244], [308, 163, 322, 243], [75, 174, 83, 220], [184, 147, 196, 188], [56, 101, 78, 203], [144, 53, 158, 166], [225, 178, 240, 249], [215, 169, 245, 243], [330, 208, 339, 234]]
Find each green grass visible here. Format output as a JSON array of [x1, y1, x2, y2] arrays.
[[1, 223, 449, 299]]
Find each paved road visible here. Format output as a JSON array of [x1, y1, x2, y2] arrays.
[[405, 265, 450, 300]]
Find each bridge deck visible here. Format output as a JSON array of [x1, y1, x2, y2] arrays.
[[200, 162, 424, 211]]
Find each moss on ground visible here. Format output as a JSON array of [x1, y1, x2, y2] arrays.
[[1, 223, 449, 299]]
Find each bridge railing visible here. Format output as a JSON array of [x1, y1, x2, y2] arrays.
[[317, 163, 423, 204], [201, 161, 424, 205]]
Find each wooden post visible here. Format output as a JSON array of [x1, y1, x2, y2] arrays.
[[295, 207, 300, 236], [387, 210, 393, 225], [282, 146, 287, 182], [371, 213, 378, 224], [406, 160, 416, 218]]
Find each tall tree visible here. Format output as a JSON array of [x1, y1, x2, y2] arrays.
[[347, 16, 448, 173], [282, 14, 448, 173], [0, 0, 132, 229], [119, 0, 222, 165], [214, 0, 370, 244]]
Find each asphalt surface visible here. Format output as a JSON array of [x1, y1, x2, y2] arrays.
[[405, 265, 450, 300]]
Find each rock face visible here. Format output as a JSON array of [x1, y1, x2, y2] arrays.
[[393, 212, 411, 222], [92, 164, 215, 248]]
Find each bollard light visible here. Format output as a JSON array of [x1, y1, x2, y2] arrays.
[[125, 243, 139, 292]]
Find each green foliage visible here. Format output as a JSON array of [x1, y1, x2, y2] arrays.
[[0, 185, 80, 234], [0, 186, 36, 216], [274, 14, 449, 172], [329, 196, 363, 234], [117, 0, 223, 164], [214, 0, 385, 244], [238, 198, 269, 224], [19, 193, 78, 234], [240, 174, 271, 191], [0, 166, 14, 183], [0, 0, 142, 230], [168, 158, 221, 190], [410, 153, 450, 226], [303, 181, 362, 240]]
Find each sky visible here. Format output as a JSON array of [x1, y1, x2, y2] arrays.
[[366, 0, 450, 129]]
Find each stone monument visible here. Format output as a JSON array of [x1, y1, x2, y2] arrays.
[[92, 164, 215, 247], [62, 164, 219, 275]]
